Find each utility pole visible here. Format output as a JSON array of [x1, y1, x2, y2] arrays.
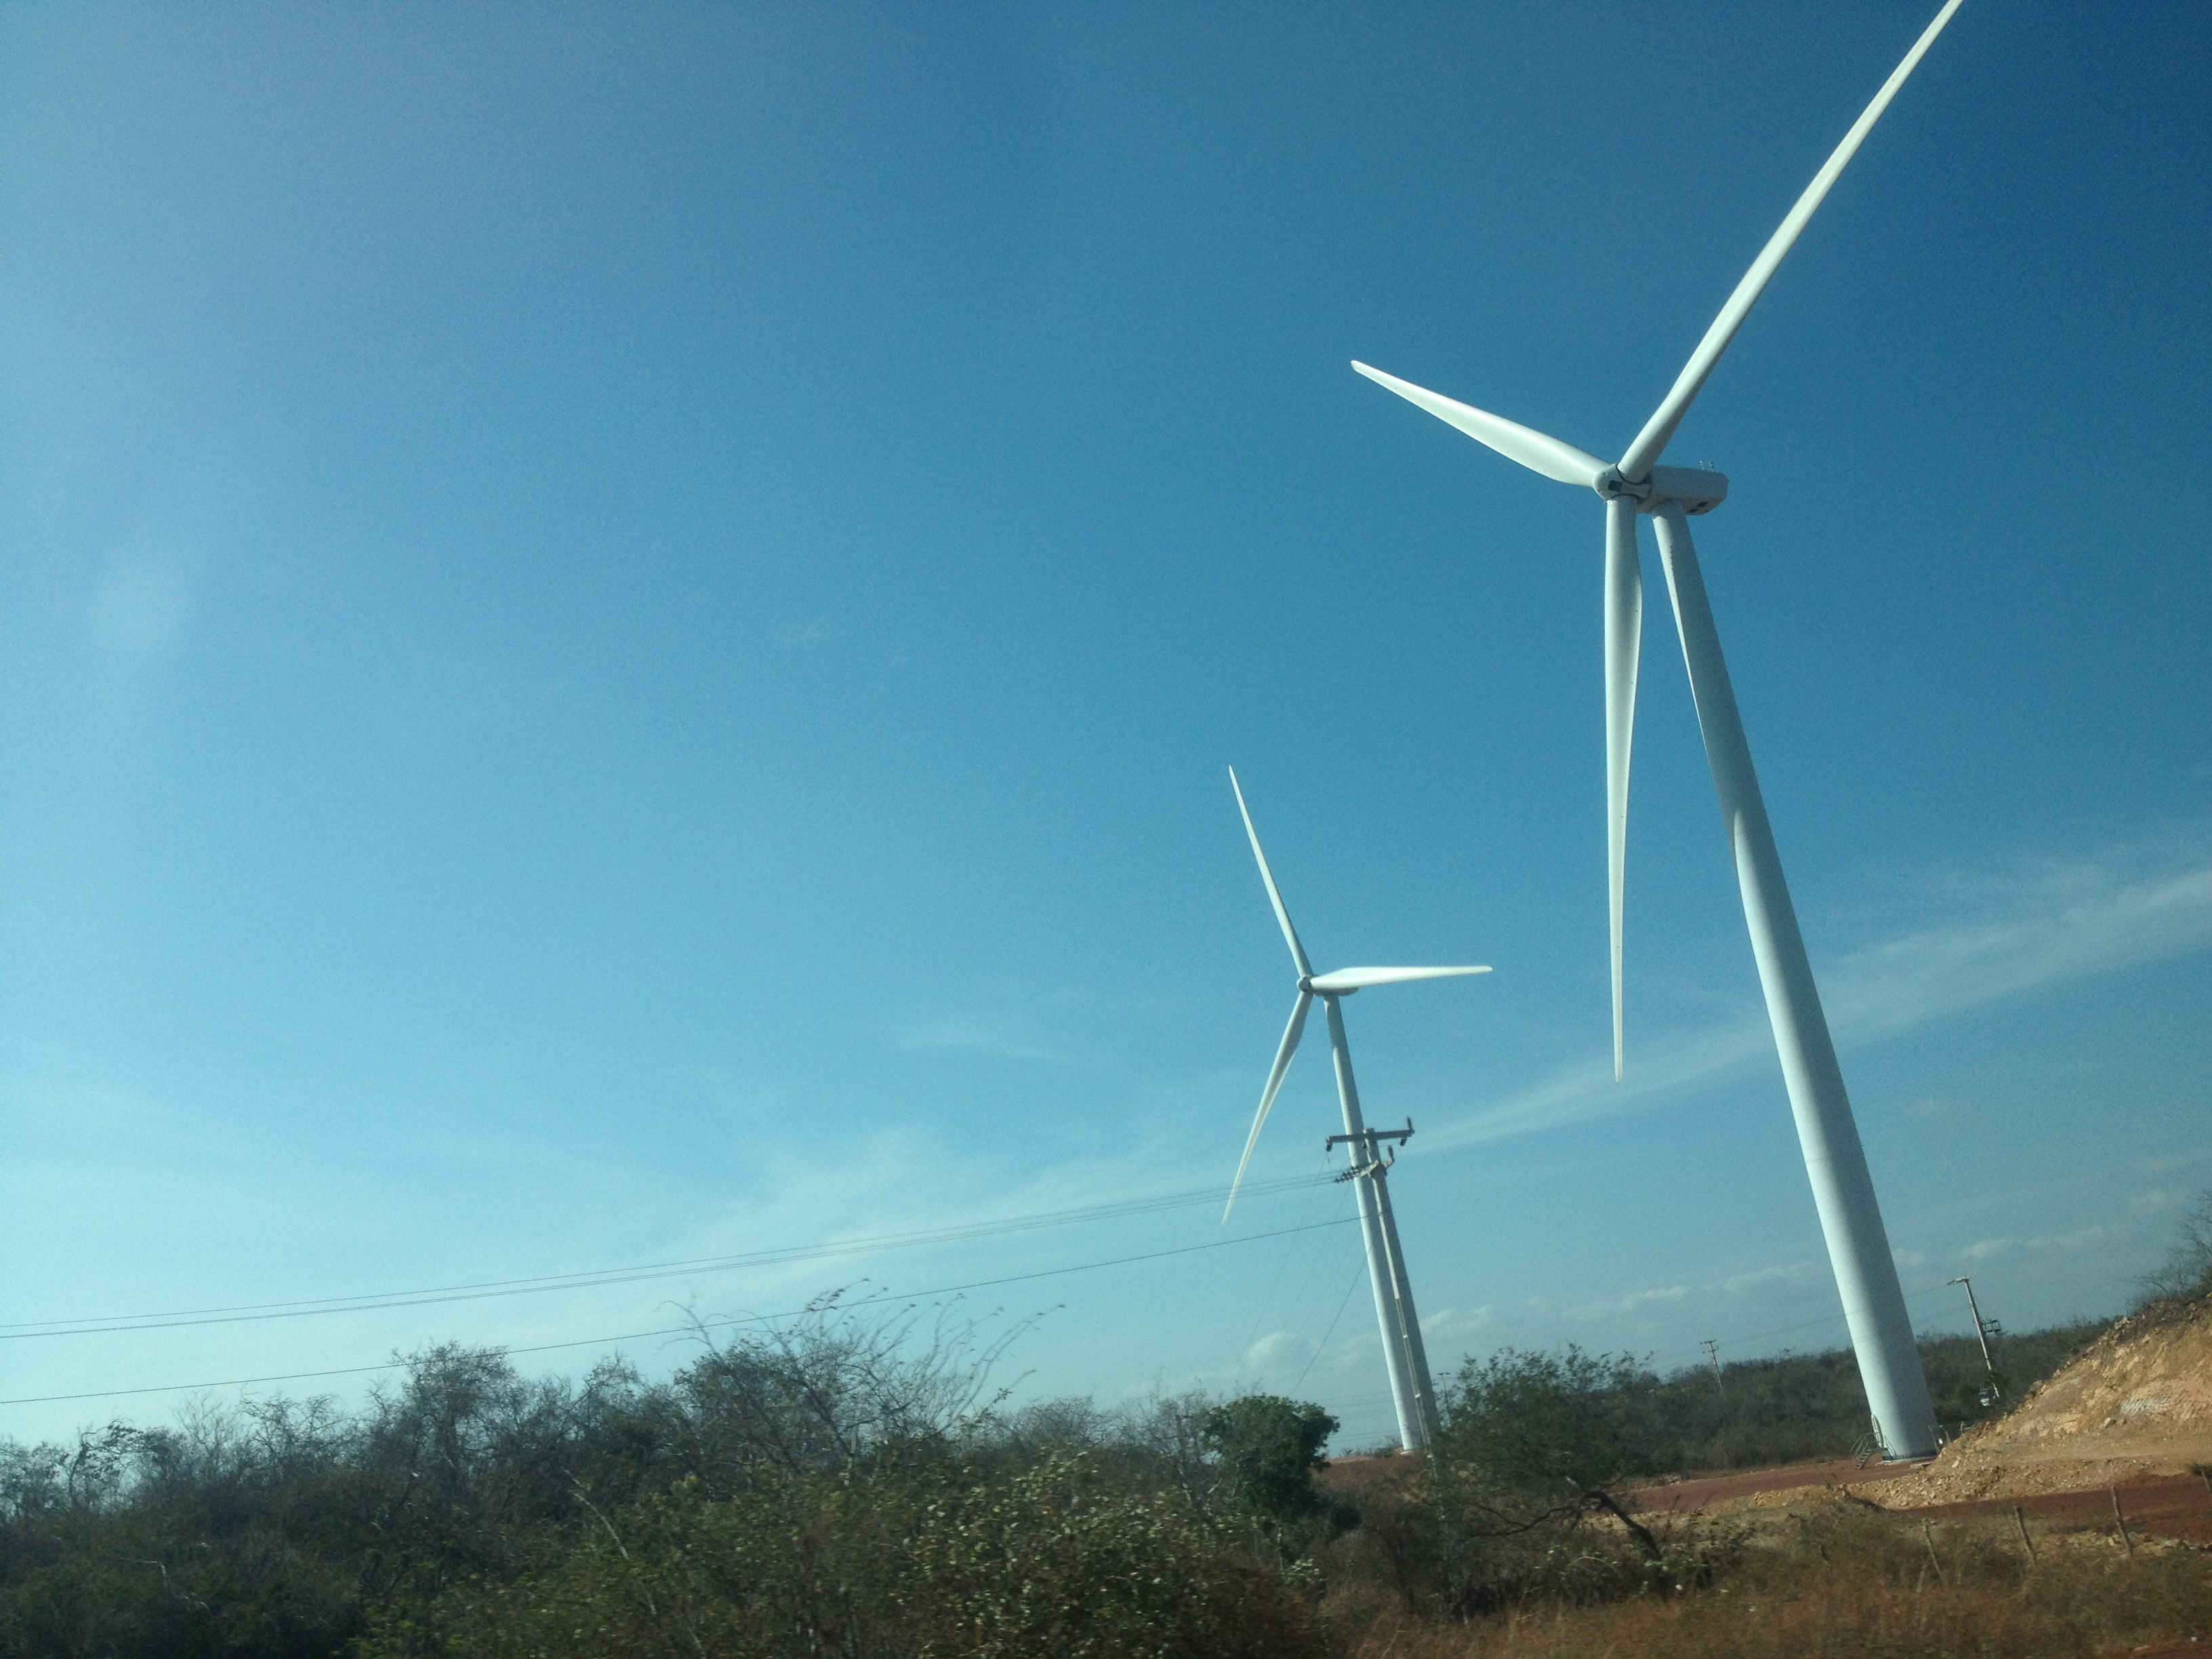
[[1325, 1109, 1435, 1450], [1948, 1276, 2001, 1402], [1701, 1338, 1723, 1391]]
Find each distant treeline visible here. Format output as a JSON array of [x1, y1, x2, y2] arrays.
[[0, 1303, 2116, 1658], [1616, 1318, 2108, 1474]]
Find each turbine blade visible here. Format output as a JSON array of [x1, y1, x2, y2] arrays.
[[1225, 991, 1313, 1221], [1351, 361, 1607, 489], [1305, 965, 1492, 992], [1604, 497, 1643, 1082], [1229, 766, 1312, 978], [1615, 0, 1967, 483]]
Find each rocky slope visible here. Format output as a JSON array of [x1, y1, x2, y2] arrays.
[[1867, 1292, 2212, 1507]]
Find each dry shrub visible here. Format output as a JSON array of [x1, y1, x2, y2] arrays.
[[362, 1457, 1332, 1659], [1330, 1508, 2212, 1659], [1309, 1455, 1744, 1631]]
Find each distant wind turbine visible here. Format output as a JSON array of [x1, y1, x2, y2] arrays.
[[1223, 766, 1489, 1453], [1351, 0, 1965, 1459]]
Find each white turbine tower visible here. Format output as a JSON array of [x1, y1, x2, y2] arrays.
[[1352, 0, 1965, 1459], [1223, 767, 1490, 1452]]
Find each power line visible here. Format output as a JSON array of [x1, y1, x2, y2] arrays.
[[1240, 1147, 1336, 1357], [1292, 1255, 1369, 1393], [3, 1172, 1336, 1343], [1, 1214, 1359, 1408], [1278, 1148, 1355, 1334]]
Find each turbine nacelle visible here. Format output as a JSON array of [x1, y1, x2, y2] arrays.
[[1598, 465, 1729, 516]]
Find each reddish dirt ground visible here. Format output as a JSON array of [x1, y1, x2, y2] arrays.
[[1317, 1453, 1419, 1500], [1912, 1471, 2212, 1546], [1624, 1456, 1927, 1514], [1353, 1454, 2212, 1544]]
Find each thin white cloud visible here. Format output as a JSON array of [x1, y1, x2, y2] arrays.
[[1821, 856, 2212, 1043], [1717, 1261, 1818, 1295], [1963, 1223, 2125, 1263], [1420, 1306, 1494, 1343], [1427, 840, 2212, 1153], [2135, 1151, 2212, 1176], [776, 614, 841, 647], [1241, 1330, 1315, 1374], [895, 1012, 1073, 1063], [1564, 1284, 1688, 1320], [1180, 1324, 1372, 1399]]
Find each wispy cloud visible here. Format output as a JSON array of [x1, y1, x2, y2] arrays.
[[775, 614, 842, 647], [1963, 1223, 2126, 1263], [1241, 1330, 1315, 1374], [1427, 840, 2212, 1153], [1564, 1284, 1689, 1321], [1904, 1096, 1986, 1128], [894, 1012, 1074, 1063], [1821, 853, 2212, 1042], [1420, 1306, 1494, 1344], [1184, 1326, 1368, 1399], [1717, 1261, 1820, 1295]]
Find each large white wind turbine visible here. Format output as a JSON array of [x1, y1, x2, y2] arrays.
[[1353, 0, 1965, 1459], [1223, 766, 1489, 1452]]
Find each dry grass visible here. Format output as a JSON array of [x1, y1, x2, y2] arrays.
[[1328, 1507, 2212, 1659]]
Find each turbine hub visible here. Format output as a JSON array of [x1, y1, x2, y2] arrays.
[[1593, 465, 1649, 504]]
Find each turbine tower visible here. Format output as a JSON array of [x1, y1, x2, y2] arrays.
[[1353, 0, 1966, 1459], [1223, 767, 1490, 1452]]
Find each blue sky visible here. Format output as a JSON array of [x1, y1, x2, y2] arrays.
[[3, 1, 2207, 1450]]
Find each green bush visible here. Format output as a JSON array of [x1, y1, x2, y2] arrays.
[[1440, 1346, 1658, 1499], [1198, 1396, 1337, 1528]]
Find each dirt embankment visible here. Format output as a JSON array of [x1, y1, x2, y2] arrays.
[[1878, 1290, 2212, 1509], [1633, 1292, 2212, 1522]]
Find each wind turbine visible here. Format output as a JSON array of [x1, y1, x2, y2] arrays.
[[1223, 766, 1489, 1452], [1351, 0, 1964, 1459]]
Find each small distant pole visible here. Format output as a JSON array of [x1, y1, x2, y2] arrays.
[[1702, 1339, 1723, 1391], [1919, 1520, 1946, 1586], [2112, 1486, 2135, 1558], [1948, 1276, 2000, 1399], [2012, 1503, 2036, 1563]]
